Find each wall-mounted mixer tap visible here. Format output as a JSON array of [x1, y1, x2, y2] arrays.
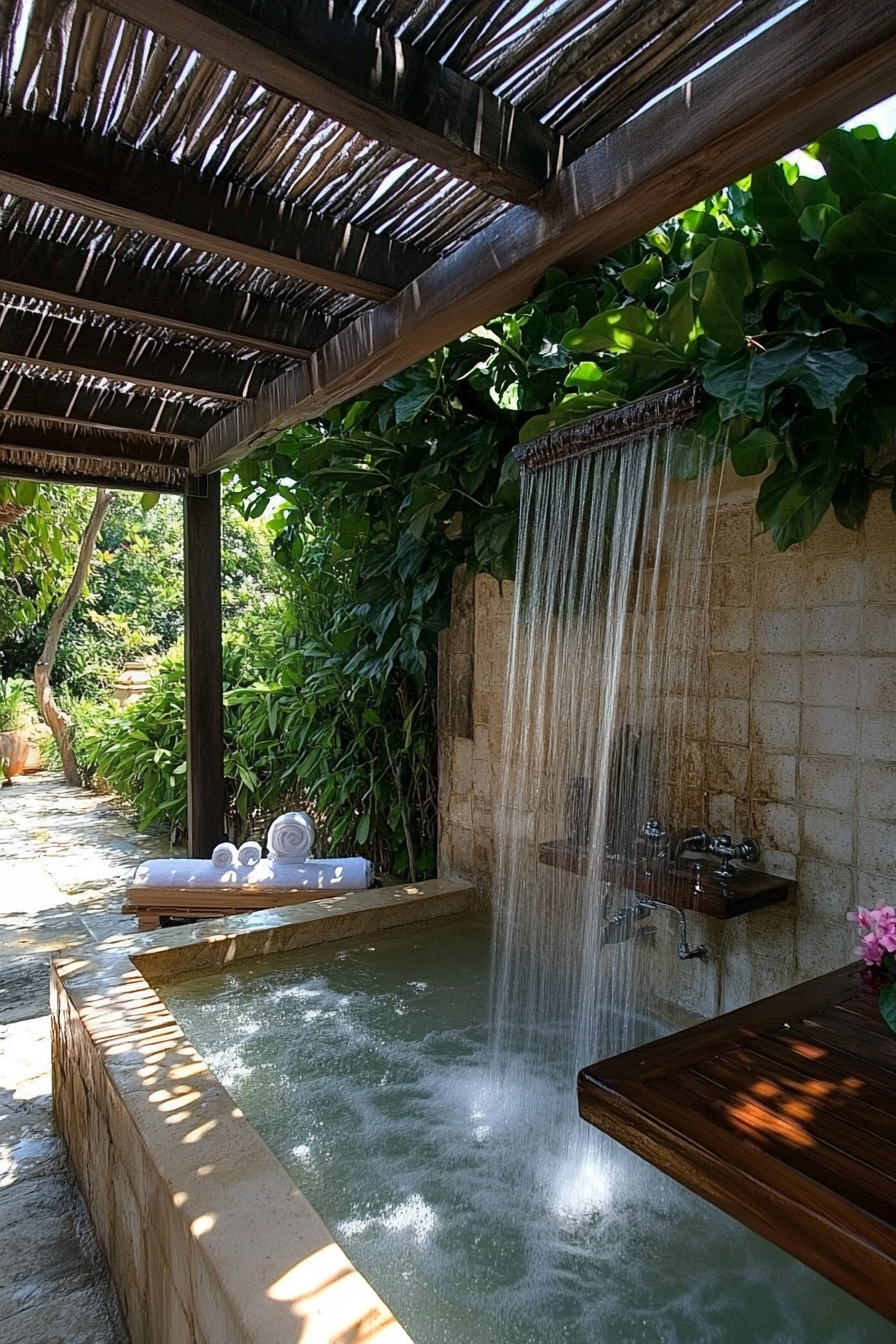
[[707, 833, 761, 881]]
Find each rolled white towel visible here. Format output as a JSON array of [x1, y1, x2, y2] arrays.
[[266, 811, 315, 863], [211, 842, 239, 870], [238, 840, 262, 867]]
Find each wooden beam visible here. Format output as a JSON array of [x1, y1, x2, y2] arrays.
[[193, 0, 896, 473], [184, 473, 226, 857], [0, 446, 186, 493], [0, 372, 218, 439], [0, 304, 282, 400], [0, 417, 190, 467], [0, 234, 333, 358], [105, 0, 557, 201], [0, 110, 432, 302]]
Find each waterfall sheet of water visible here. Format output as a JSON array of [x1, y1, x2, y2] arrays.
[[490, 428, 718, 1159]]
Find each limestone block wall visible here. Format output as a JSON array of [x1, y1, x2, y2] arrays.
[[438, 469, 896, 1016]]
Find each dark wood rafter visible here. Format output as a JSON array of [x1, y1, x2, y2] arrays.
[[0, 445, 186, 493], [0, 372, 217, 439], [192, 0, 896, 473], [0, 417, 190, 467], [0, 304, 283, 401], [103, 0, 558, 201], [0, 110, 434, 301], [0, 234, 334, 358]]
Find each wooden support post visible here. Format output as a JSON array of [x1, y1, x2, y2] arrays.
[[184, 474, 226, 858]]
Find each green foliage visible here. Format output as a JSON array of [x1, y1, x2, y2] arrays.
[[526, 127, 896, 550], [0, 676, 37, 732], [881, 955, 896, 1035], [75, 539, 435, 879], [230, 270, 609, 685], [0, 482, 92, 651], [0, 493, 278, 698]]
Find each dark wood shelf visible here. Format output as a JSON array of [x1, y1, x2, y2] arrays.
[[578, 964, 896, 1322], [538, 839, 794, 919]]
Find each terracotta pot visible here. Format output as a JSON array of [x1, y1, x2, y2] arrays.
[[0, 729, 30, 779]]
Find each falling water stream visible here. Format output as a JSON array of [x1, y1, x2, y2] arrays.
[[163, 429, 895, 1343]]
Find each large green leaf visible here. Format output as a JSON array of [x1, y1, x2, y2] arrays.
[[756, 454, 840, 549], [880, 982, 896, 1036], [704, 338, 866, 416], [832, 472, 873, 530], [809, 128, 896, 208], [562, 308, 677, 357], [689, 237, 753, 352], [730, 428, 777, 477], [751, 162, 801, 246], [620, 254, 663, 298], [818, 193, 896, 260]]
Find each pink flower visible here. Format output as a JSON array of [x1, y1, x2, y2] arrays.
[[856, 931, 885, 966]]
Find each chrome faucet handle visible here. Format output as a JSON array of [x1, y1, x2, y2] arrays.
[[708, 832, 761, 881]]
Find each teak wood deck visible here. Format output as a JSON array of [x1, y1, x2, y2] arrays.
[[578, 964, 896, 1322]]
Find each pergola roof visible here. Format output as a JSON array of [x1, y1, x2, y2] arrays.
[[0, 0, 894, 492]]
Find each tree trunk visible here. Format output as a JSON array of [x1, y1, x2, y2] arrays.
[[34, 488, 113, 786]]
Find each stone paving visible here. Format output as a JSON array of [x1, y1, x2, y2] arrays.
[[0, 772, 178, 1343]]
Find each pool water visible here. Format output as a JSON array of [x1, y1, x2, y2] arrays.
[[163, 917, 895, 1344]]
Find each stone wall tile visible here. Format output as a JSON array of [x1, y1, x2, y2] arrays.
[[860, 711, 896, 762], [859, 657, 896, 711], [710, 607, 752, 653], [804, 556, 864, 605], [708, 697, 750, 746], [857, 759, 896, 820], [799, 756, 857, 812], [857, 817, 896, 876], [865, 553, 896, 602], [752, 801, 799, 854], [756, 610, 801, 654], [753, 654, 800, 703], [756, 556, 804, 609], [802, 655, 860, 708], [861, 604, 896, 655], [802, 806, 855, 865], [751, 750, 796, 801], [801, 705, 857, 757], [802, 605, 861, 654], [709, 653, 751, 699], [751, 700, 799, 750]]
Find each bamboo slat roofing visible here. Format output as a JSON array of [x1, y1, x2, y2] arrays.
[[0, 0, 889, 491]]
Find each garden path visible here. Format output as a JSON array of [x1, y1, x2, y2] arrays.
[[0, 772, 177, 1343]]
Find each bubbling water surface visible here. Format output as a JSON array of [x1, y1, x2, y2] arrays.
[[163, 917, 894, 1344]]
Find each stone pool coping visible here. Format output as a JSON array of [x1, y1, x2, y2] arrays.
[[51, 877, 477, 1344]]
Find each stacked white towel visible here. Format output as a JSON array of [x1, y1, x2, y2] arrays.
[[266, 811, 316, 862], [238, 840, 262, 867], [211, 842, 239, 870]]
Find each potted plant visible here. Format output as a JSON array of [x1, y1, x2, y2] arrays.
[[0, 677, 37, 782]]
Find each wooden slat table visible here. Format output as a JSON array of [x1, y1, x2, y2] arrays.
[[578, 964, 896, 1322]]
